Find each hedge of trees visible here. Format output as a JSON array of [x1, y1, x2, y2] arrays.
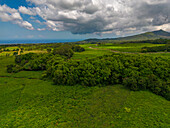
[[121, 39, 170, 44], [142, 44, 170, 52], [7, 53, 65, 73], [49, 53, 169, 100]]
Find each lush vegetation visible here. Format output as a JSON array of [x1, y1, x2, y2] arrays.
[[1, 75, 169, 128], [7, 50, 170, 100], [1, 40, 170, 127], [0, 58, 170, 128], [51, 53, 169, 100], [119, 39, 170, 44], [0, 43, 85, 57], [142, 44, 170, 52], [6, 44, 85, 73], [82, 42, 166, 53]]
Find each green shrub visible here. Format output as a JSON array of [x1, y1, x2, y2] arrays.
[[7, 64, 22, 73], [72, 45, 85, 52], [53, 45, 74, 58]]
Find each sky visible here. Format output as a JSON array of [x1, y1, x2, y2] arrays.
[[0, 0, 170, 40]]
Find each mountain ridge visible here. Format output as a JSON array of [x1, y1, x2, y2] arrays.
[[84, 30, 170, 42]]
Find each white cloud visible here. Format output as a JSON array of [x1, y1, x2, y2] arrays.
[[154, 23, 170, 31], [0, 12, 22, 22], [26, 0, 46, 5], [11, 12, 22, 20], [1, 0, 170, 34], [0, 5, 22, 22], [19, 6, 36, 15], [0, 4, 17, 13], [30, 16, 35, 19], [35, 20, 41, 23], [24, 0, 169, 34], [14, 20, 34, 30], [21, 21, 34, 30], [0, 4, 34, 30], [0, 13, 13, 22], [143, 0, 168, 5], [37, 28, 46, 31]]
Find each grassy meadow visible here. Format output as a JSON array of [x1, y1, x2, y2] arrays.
[[0, 42, 170, 127], [82, 43, 166, 52]]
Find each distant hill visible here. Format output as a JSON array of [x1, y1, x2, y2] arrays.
[[116, 30, 170, 41], [84, 30, 170, 42]]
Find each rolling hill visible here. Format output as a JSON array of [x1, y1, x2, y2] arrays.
[[84, 30, 170, 42], [115, 29, 170, 41]]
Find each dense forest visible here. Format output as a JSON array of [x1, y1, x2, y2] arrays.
[[7, 44, 170, 100]]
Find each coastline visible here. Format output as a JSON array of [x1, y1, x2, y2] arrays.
[[0, 39, 82, 45]]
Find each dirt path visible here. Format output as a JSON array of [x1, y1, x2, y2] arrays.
[[18, 48, 21, 55]]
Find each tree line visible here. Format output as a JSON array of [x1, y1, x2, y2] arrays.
[[142, 44, 170, 52], [7, 44, 84, 72]]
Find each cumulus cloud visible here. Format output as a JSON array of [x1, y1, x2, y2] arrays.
[[2, 0, 170, 34], [0, 4, 17, 13], [19, 6, 36, 15], [143, 0, 168, 5], [0, 4, 34, 30], [37, 28, 46, 31], [0, 4, 22, 21], [15, 21, 34, 30], [23, 0, 170, 34], [0, 12, 22, 22]]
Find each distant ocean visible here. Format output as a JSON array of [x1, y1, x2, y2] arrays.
[[0, 39, 83, 45]]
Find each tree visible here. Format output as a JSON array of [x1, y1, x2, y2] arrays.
[[72, 45, 85, 52], [47, 48, 52, 53], [53, 45, 74, 58], [13, 52, 18, 56]]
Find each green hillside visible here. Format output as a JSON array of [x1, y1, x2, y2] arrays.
[[116, 30, 170, 41], [84, 30, 170, 42]]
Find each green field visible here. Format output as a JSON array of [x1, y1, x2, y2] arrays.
[[78, 43, 170, 59], [85, 43, 166, 52], [0, 43, 170, 127], [73, 48, 112, 60]]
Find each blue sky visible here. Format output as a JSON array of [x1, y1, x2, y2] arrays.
[[0, 0, 169, 40]]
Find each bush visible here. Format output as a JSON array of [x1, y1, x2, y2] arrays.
[[15, 53, 37, 65], [13, 52, 18, 56], [7, 64, 15, 73], [141, 44, 170, 52], [53, 45, 74, 58], [72, 45, 85, 52], [7, 64, 22, 73]]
